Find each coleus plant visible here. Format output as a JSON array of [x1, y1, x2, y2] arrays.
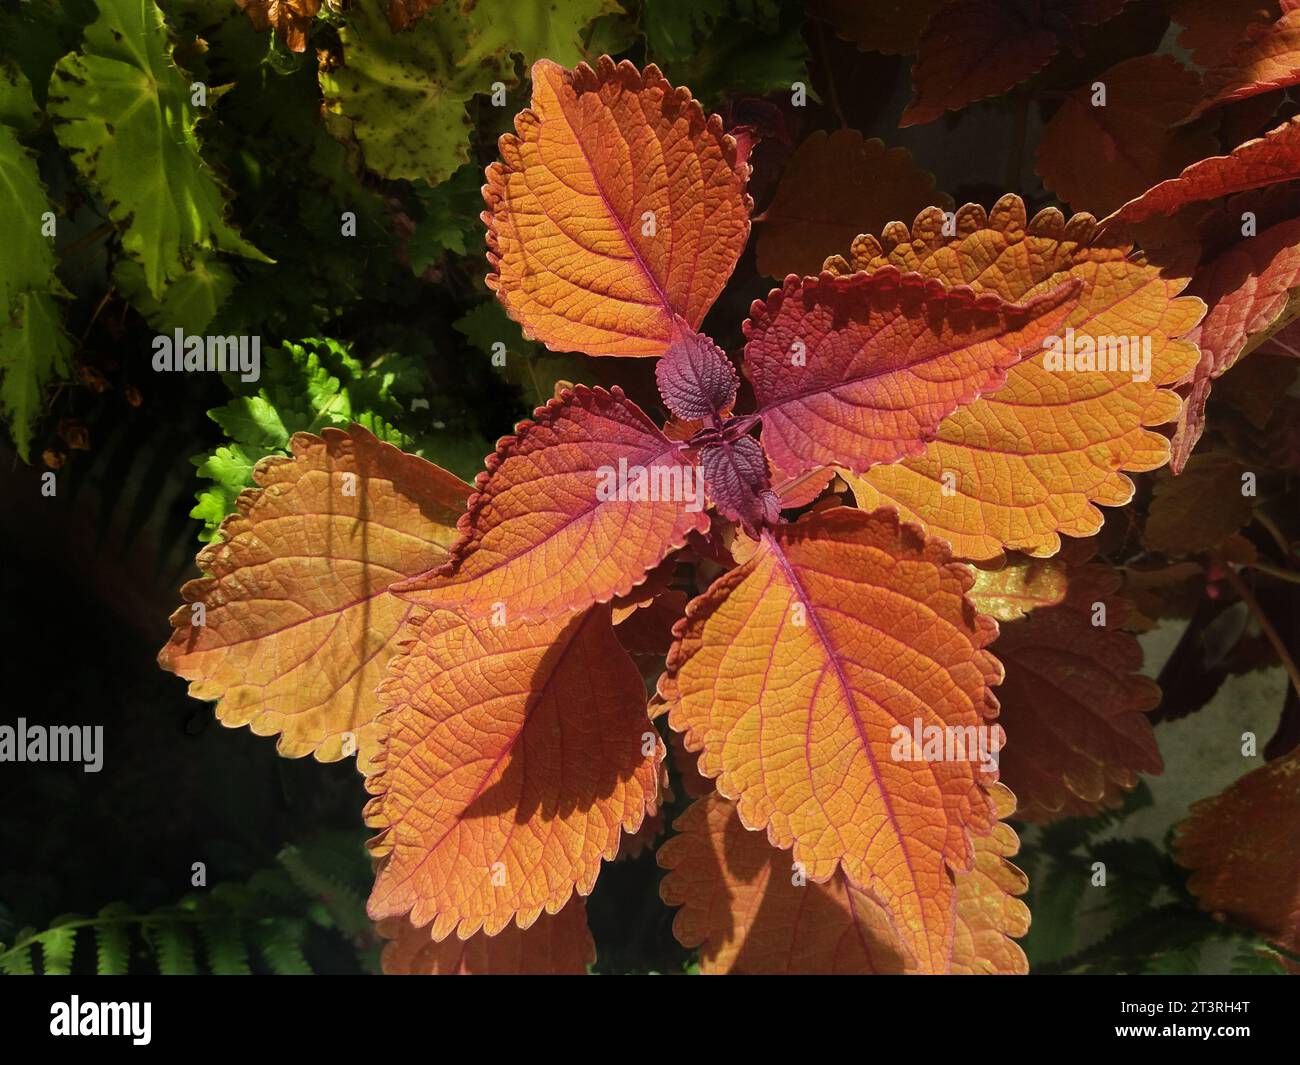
[[159, 55, 1222, 975]]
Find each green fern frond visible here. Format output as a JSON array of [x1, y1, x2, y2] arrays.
[[0, 927, 36, 975], [93, 903, 132, 976], [252, 919, 312, 975], [144, 917, 198, 976], [278, 840, 371, 938], [0, 831, 377, 975], [198, 920, 252, 976], [38, 914, 82, 975]]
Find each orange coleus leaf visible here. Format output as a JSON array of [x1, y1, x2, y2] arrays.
[[378, 897, 595, 974], [1144, 453, 1254, 554], [615, 808, 666, 861], [1103, 116, 1300, 228], [659, 793, 914, 974], [1170, 0, 1280, 69], [1215, 349, 1300, 429], [1188, 9, 1300, 120], [158, 426, 468, 774], [974, 549, 1162, 822], [773, 465, 838, 509], [366, 603, 661, 938], [658, 786, 1028, 974], [1175, 747, 1300, 955], [614, 589, 689, 657], [663, 506, 1002, 972], [234, 0, 321, 52], [805, 0, 942, 55], [395, 385, 709, 621], [1172, 216, 1300, 469], [484, 57, 751, 358], [668, 726, 712, 799], [743, 266, 1080, 479], [900, 0, 1128, 127], [754, 130, 950, 278], [1036, 55, 1219, 219], [826, 195, 1202, 560]]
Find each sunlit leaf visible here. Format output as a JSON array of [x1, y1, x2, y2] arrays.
[[744, 266, 1079, 479], [484, 57, 751, 357], [828, 195, 1202, 560], [159, 425, 468, 772], [378, 898, 595, 973], [663, 506, 1002, 971], [396, 385, 709, 621], [365, 603, 661, 938]]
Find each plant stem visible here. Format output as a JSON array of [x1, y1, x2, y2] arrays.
[[1254, 507, 1297, 563], [1220, 557, 1300, 704], [1244, 560, 1300, 586]]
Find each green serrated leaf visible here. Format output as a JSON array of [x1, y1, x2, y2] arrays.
[[189, 339, 415, 538], [461, 0, 624, 68], [207, 395, 291, 450], [48, 0, 268, 298], [0, 290, 74, 462], [0, 0, 99, 110], [320, 0, 512, 184], [1021, 854, 1090, 966], [113, 253, 235, 334], [278, 844, 371, 938], [0, 124, 63, 312], [0, 57, 40, 132], [644, 0, 810, 104], [643, 0, 728, 62], [408, 163, 483, 271], [0, 117, 72, 462], [454, 298, 590, 406]]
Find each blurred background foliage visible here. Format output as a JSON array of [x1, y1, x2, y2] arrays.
[[0, 0, 1296, 973]]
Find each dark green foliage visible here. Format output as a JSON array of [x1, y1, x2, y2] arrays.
[[0, 833, 377, 975]]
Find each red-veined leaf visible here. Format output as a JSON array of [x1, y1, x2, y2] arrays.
[[968, 556, 1069, 621], [658, 785, 1028, 974], [614, 588, 688, 657], [663, 506, 1002, 972], [754, 130, 950, 278], [395, 385, 709, 621], [1144, 453, 1254, 554], [699, 435, 781, 533], [743, 266, 1080, 479], [1172, 216, 1300, 469], [826, 195, 1202, 560], [1036, 55, 1218, 218], [901, 0, 1129, 127], [365, 603, 662, 938], [484, 57, 751, 357], [1104, 116, 1300, 228], [805, 0, 941, 55], [1175, 747, 1300, 955], [1170, 0, 1280, 69], [654, 323, 738, 421], [972, 549, 1163, 821], [1188, 9, 1300, 120], [378, 897, 594, 974]]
